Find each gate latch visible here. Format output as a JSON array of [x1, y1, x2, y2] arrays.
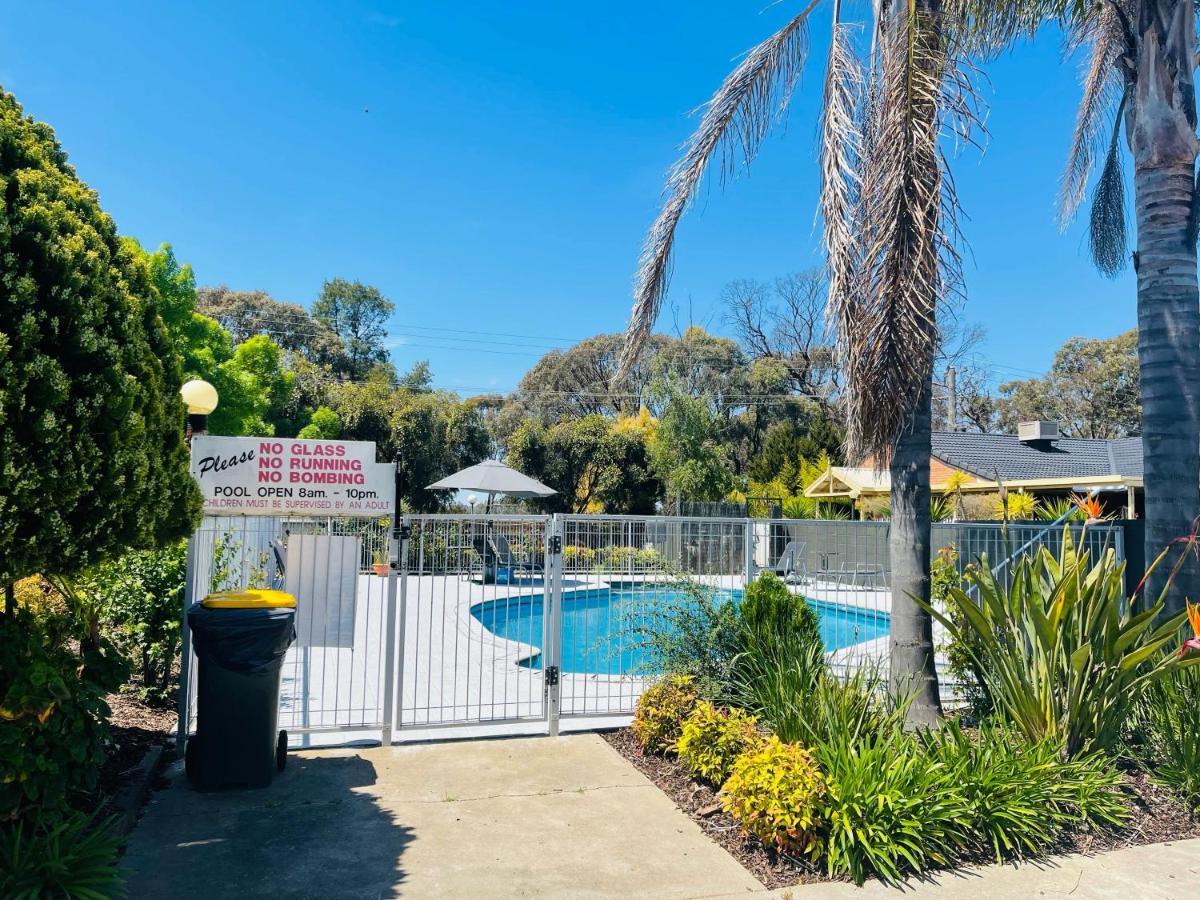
[[548, 536, 562, 555], [545, 666, 560, 687], [397, 524, 413, 541]]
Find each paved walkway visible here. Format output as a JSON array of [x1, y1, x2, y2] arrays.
[[122, 733, 1200, 899], [719, 837, 1200, 899], [121, 734, 761, 898]]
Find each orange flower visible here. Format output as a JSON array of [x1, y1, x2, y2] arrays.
[[1180, 601, 1200, 658]]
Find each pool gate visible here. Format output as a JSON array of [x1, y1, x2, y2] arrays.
[[178, 512, 1125, 748]]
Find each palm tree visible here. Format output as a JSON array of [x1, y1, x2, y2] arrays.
[[618, 0, 977, 726], [949, 1, 1200, 613]]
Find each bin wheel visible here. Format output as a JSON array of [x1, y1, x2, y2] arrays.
[[184, 737, 199, 784], [276, 730, 288, 771]]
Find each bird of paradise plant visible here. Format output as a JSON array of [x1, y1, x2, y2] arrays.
[[1071, 493, 1107, 522]]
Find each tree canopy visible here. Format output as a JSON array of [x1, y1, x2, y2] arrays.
[[952, 330, 1141, 439], [507, 413, 660, 514], [312, 278, 395, 379], [0, 91, 201, 583], [996, 330, 1140, 439]]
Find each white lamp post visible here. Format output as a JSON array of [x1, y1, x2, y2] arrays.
[[467, 494, 478, 513], [180, 379, 219, 443]]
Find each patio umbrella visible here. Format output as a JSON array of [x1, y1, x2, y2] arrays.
[[427, 459, 556, 512]]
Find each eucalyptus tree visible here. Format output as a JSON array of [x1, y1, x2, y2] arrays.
[[950, 1, 1200, 610], [618, 0, 978, 725]]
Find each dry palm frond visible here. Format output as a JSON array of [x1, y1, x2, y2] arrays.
[[840, 2, 979, 464], [820, 19, 865, 345], [942, 1, 1077, 56], [1059, 2, 1133, 227], [1090, 91, 1130, 275], [617, 2, 821, 378]]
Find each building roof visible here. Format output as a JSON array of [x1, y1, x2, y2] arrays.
[[803, 430, 1143, 500], [805, 466, 891, 499], [931, 432, 1142, 482]]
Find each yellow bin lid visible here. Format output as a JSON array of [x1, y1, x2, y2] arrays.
[[201, 589, 296, 609]]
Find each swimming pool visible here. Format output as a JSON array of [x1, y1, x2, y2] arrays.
[[470, 583, 889, 675]]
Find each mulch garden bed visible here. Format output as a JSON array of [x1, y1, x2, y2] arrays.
[[602, 727, 1200, 890], [94, 682, 177, 822]]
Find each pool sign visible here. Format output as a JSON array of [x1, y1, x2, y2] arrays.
[[190, 436, 396, 517]]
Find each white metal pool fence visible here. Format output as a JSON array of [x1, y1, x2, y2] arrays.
[[178, 514, 1124, 746]]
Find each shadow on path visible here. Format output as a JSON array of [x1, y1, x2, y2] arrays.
[[122, 753, 413, 899]]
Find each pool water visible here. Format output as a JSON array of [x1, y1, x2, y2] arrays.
[[470, 583, 889, 675]]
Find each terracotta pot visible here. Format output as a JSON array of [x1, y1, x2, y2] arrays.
[[372, 563, 390, 576]]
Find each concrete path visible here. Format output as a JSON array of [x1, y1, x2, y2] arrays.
[[120, 733, 762, 899], [122, 731, 1200, 899], [719, 837, 1200, 899]]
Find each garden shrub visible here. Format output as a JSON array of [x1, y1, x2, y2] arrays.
[[922, 722, 1126, 862], [0, 811, 124, 899], [13, 576, 69, 619], [0, 607, 125, 820], [1140, 663, 1200, 809], [639, 583, 742, 696], [675, 701, 762, 784], [83, 541, 187, 703], [740, 571, 822, 655], [926, 528, 1188, 756], [722, 736, 824, 856], [599, 545, 662, 572], [563, 545, 597, 569], [734, 654, 899, 751], [631, 674, 698, 753], [811, 728, 971, 885], [933, 547, 992, 721]]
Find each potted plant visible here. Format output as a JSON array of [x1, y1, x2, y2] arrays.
[[372, 548, 390, 576]]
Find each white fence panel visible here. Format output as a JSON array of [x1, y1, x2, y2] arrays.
[[179, 515, 395, 748]]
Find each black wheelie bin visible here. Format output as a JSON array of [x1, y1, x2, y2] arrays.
[[185, 589, 297, 790]]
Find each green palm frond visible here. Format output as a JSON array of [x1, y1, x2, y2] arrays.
[[1059, 3, 1134, 227], [1090, 91, 1130, 276]]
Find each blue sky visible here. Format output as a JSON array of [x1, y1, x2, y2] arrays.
[[1, 1, 1133, 395]]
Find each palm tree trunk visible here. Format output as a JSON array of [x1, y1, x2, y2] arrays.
[[1128, 6, 1200, 614], [1135, 162, 1200, 613], [888, 378, 942, 726]]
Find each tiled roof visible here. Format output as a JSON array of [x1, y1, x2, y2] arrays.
[[931, 432, 1142, 482]]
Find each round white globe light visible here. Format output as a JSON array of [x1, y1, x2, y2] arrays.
[[180, 379, 219, 415]]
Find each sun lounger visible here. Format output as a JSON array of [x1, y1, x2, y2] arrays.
[[490, 534, 543, 576], [768, 540, 806, 583]]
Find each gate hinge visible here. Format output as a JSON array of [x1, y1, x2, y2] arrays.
[[548, 536, 562, 555], [544, 665, 560, 687]]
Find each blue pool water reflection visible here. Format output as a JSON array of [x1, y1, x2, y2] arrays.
[[470, 582, 889, 675]]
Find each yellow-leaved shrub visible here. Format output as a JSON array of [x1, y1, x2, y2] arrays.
[[676, 701, 763, 784], [722, 736, 825, 855], [631, 674, 698, 753]]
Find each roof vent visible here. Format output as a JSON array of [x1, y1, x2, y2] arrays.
[[1018, 421, 1060, 446]]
